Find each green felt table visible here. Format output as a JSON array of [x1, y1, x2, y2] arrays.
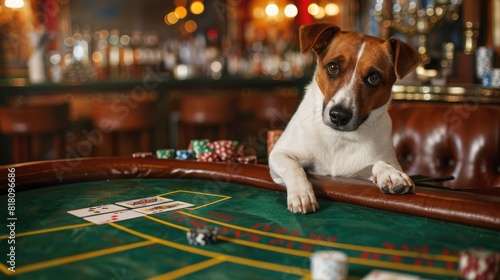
[[1, 158, 499, 280]]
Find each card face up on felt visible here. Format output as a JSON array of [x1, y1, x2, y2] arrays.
[[67, 204, 127, 218], [115, 196, 173, 208], [83, 210, 145, 225], [133, 201, 194, 215]]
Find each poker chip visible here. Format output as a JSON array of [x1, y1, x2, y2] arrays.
[[310, 250, 348, 280], [186, 227, 219, 246], [459, 248, 500, 280], [132, 152, 153, 158], [176, 150, 193, 160], [198, 151, 219, 162], [156, 149, 176, 159], [237, 155, 257, 164], [214, 140, 236, 162], [267, 130, 283, 156], [190, 139, 211, 159]]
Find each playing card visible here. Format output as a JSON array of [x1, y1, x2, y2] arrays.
[[115, 196, 172, 208], [67, 204, 127, 218], [83, 210, 145, 225], [133, 201, 194, 215], [361, 270, 420, 280]]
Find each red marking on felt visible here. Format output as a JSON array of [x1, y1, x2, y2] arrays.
[[299, 243, 314, 252], [361, 252, 370, 259]]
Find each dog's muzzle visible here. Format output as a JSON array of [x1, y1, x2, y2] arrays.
[[326, 105, 361, 131], [329, 106, 352, 128]]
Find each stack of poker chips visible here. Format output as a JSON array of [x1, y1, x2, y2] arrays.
[[142, 138, 257, 164], [459, 248, 500, 280], [175, 150, 193, 160], [310, 250, 348, 280], [267, 130, 283, 157], [186, 227, 219, 246], [156, 149, 176, 159], [213, 140, 237, 161]]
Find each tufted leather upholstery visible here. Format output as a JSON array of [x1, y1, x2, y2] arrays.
[[388, 101, 500, 189]]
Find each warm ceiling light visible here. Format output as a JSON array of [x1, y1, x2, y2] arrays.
[[175, 6, 187, 19], [325, 3, 340, 16], [284, 4, 298, 18], [307, 3, 320, 16], [5, 0, 24, 8], [184, 20, 197, 33], [265, 3, 279, 17], [313, 7, 326, 19], [190, 1, 204, 15], [164, 12, 179, 25]]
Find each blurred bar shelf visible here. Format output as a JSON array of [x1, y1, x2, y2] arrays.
[[0, 76, 310, 95], [392, 84, 500, 104], [1, 77, 499, 104]]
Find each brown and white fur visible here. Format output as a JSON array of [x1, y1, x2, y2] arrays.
[[268, 23, 421, 214]]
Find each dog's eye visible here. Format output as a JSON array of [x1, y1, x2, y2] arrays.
[[326, 62, 340, 78], [366, 73, 383, 87]]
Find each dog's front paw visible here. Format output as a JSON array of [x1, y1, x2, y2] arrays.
[[372, 161, 414, 194], [287, 183, 319, 214]]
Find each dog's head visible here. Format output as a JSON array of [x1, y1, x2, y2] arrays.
[[300, 23, 420, 131]]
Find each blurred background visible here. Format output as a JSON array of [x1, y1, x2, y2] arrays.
[[0, 0, 499, 164]]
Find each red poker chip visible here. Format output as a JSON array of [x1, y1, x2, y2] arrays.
[[214, 140, 236, 162], [459, 249, 500, 280], [198, 151, 219, 162]]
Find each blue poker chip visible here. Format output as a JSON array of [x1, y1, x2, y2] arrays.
[[176, 150, 192, 160]]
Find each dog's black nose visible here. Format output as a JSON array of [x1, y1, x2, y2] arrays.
[[329, 106, 352, 127]]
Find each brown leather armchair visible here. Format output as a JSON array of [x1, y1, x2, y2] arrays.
[[388, 101, 500, 189]]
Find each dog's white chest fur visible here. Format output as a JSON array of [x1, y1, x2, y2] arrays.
[[270, 78, 397, 182]]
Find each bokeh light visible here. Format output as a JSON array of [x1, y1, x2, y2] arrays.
[[265, 4, 279, 17], [325, 3, 340, 16], [284, 4, 298, 18], [5, 0, 24, 8], [313, 7, 325, 19], [184, 20, 197, 33], [174, 6, 187, 19], [307, 3, 320, 16], [190, 1, 205, 15], [164, 12, 179, 25]]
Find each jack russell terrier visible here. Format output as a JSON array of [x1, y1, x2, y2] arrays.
[[269, 23, 421, 214]]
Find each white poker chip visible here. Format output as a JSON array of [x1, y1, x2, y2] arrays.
[[311, 250, 348, 280], [186, 227, 218, 246]]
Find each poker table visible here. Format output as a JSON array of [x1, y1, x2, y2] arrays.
[[1, 157, 500, 280]]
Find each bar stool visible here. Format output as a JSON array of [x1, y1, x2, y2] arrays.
[[0, 102, 69, 163], [178, 94, 236, 148], [90, 93, 157, 156], [254, 90, 299, 130], [251, 89, 299, 159]]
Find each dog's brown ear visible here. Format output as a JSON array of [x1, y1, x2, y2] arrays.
[[386, 37, 421, 79], [299, 23, 340, 55]]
